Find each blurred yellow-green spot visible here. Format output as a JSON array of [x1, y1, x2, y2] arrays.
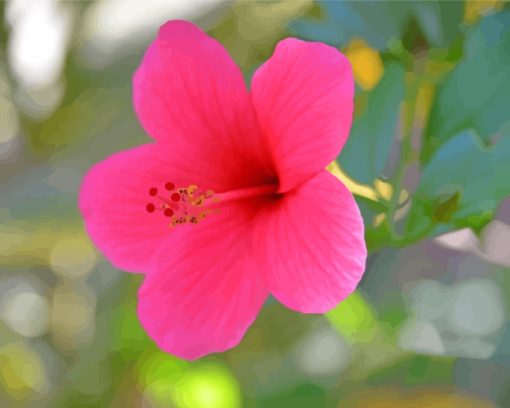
[[345, 39, 384, 91], [0, 225, 26, 255], [372, 212, 386, 228], [326, 292, 379, 342], [139, 352, 189, 405], [215, 0, 312, 68], [33, 88, 124, 154], [233, 0, 312, 43], [141, 352, 189, 386], [464, 0, 504, 24], [51, 283, 96, 351], [49, 233, 98, 279], [0, 342, 46, 400], [0, 221, 82, 265], [172, 365, 241, 408], [414, 80, 435, 132], [142, 359, 241, 408], [374, 179, 409, 205], [113, 298, 151, 358], [0, 90, 20, 145]]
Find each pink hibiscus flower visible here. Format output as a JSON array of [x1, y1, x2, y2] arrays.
[[79, 20, 366, 360]]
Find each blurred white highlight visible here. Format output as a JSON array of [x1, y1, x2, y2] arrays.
[[434, 228, 478, 252], [446, 278, 505, 337], [0, 290, 49, 338], [399, 320, 445, 355], [6, 0, 74, 88], [0, 67, 20, 161], [402, 277, 505, 359], [294, 326, 350, 379], [5, 0, 75, 118], [0, 277, 49, 338], [78, 0, 229, 69], [480, 220, 510, 266]]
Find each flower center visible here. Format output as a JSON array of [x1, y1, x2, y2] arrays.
[[145, 181, 218, 228], [145, 181, 279, 228]]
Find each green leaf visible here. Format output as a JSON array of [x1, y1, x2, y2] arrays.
[[411, 130, 510, 232], [353, 195, 391, 251], [413, 2, 464, 48], [339, 63, 405, 185], [424, 9, 510, 161], [291, 1, 463, 51], [432, 191, 461, 223]]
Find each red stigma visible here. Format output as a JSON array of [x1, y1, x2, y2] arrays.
[[143, 181, 216, 227]]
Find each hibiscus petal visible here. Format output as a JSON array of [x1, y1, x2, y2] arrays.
[[251, 38, 354, 192], [133, 20, 274, 186], [255, 171, 366, 313], [78, 143, 234, 273], [137, 201, 268, 360]]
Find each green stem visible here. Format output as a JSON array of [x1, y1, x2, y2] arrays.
[[386, 73, 422, 240]]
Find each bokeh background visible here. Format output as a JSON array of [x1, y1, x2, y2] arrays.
[[1, 0, 510, 406]]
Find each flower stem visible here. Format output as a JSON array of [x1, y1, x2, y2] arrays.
[[386, 57, 429, 240]]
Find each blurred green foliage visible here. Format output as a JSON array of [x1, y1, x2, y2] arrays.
[[425, 9, 510, 158], [340, 62, 405, 185], [1, 1, 510, 407]]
